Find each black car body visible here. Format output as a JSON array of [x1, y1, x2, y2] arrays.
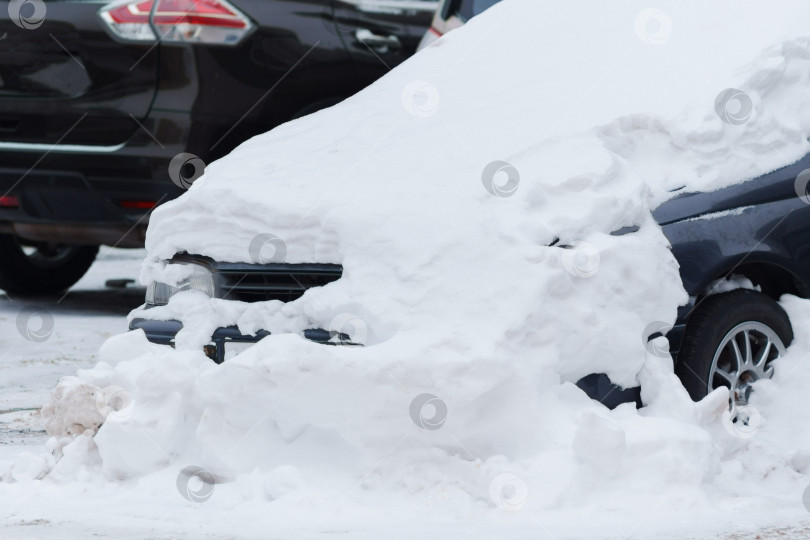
[[418, 0, 500, 49], [131, 151, 810, 409], [0, 0, 436, 294]]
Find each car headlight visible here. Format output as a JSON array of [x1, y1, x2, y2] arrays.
[[145, 263, 215, 306]]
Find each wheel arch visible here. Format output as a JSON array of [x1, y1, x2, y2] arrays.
[[668, 257, 805, 361], [694, 259, 808, 302]]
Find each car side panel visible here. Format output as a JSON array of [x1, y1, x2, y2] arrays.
[[0, 0, 357, 242], [661, 153, 810, 298], [335, 0, 436, 87], [147, 0, 358, 161], [0, 1, 159, 146]]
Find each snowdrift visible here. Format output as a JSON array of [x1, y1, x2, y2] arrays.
[[11, 0, 810, 537]]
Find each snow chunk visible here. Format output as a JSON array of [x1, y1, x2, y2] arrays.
[[41, 377, 106, 439]]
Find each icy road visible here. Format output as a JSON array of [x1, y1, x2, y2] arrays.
[[0, 249, 143, 468]]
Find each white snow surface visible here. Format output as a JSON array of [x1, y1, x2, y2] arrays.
[[9, 1, 810, 538]]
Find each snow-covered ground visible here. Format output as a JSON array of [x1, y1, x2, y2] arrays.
[[0, 248, 144, 461], [1, 251, 810, 538]]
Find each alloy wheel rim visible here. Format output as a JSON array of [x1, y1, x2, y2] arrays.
[[709, 321, 785, 411], [14, 237, 77, 269]]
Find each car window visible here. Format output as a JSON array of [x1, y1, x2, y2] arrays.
[[456, 0, 500, 21]]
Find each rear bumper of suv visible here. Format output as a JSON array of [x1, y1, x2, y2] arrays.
[[0, 171, 166, 246], [0, 114, 190, 247]]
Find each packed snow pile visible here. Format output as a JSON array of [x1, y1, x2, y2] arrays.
[[11, 0, 810, 536]]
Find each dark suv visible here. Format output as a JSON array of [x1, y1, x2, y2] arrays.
[[0, 0, 436, 295], [132, 151, 810, 412]]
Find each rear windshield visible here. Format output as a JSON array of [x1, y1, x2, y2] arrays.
[[457, 0, 500, 20]]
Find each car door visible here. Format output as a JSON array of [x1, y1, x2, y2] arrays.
[[0, 0, 159, 147], [334, 0, 437, 85]]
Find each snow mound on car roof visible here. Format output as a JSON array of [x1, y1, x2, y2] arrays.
[[16, 0, 810, 536]]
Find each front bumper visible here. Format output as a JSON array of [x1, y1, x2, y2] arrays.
[[129, 317, 359, 363]]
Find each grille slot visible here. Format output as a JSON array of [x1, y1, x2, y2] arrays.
[[213, 263, 342, 303]]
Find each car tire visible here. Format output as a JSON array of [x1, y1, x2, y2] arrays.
[[0, 234, 99, 296], [674, 289, 793, 405]]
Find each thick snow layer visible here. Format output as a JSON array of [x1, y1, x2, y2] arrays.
[[134, 0, 810, 362], [9, 1, 810, 537]]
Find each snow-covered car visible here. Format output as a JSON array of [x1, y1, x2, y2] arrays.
[[130, 163, 806, 411], [417, 0, 500, 49], [129, 0, 810, 417]]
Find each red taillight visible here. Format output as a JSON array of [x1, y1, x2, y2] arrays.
[[0, 195, 19, 208], [100, 0, 252, 44], [152, 0, 247, 29], [104, 1, 153, 24], [119, 200, 157, 209]]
